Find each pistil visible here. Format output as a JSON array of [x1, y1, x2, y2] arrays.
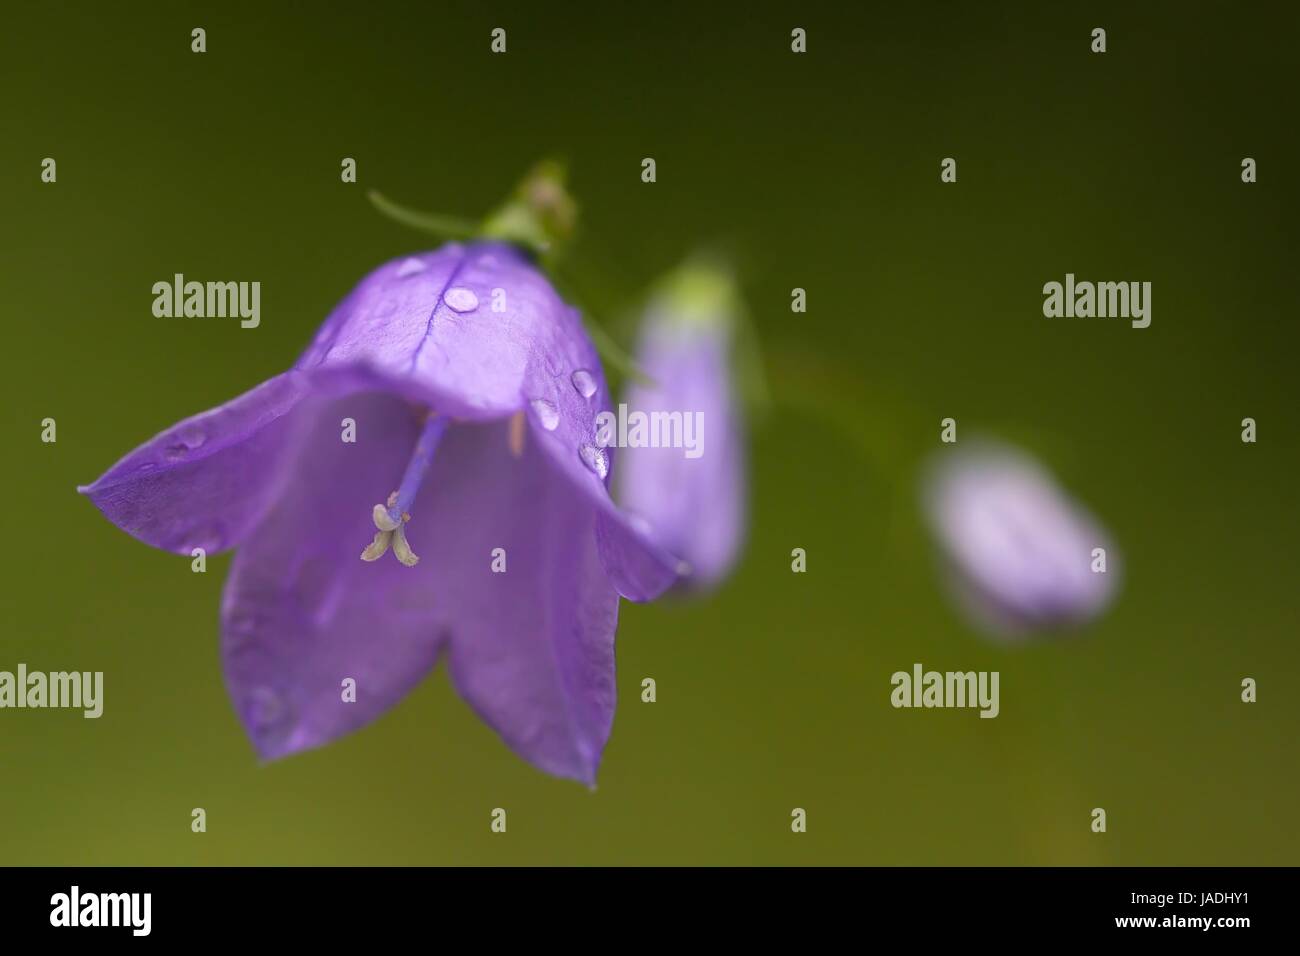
[[360, 413, 448, 567]]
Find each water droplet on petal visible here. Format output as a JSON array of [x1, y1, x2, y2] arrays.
[[183, 520, 226, 553], [571, 369, 597, 399], [530, 398, 560, 431], [163, 426, 207, 461], [579, 443, 609, 480], [396, 257, 426, 277], [443, 287, 479, 313], [625, 511, 653, 536]]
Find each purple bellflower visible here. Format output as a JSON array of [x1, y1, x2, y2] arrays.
[[614, 260, 748, 591], [921, 440, 1120, 640], [80, 174, 679, 784]]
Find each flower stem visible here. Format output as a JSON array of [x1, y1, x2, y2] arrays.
[[367, 190, 478, 239]]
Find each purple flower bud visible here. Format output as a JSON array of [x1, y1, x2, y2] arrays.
[[80, 242, 675, 784], [922, 441, 1120, 640], [614, 261, 747, 591]]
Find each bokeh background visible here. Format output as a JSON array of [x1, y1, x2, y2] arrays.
[[3, 1, 1296, 865]]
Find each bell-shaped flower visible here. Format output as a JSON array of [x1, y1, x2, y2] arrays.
[[80, 173, 678, 783]]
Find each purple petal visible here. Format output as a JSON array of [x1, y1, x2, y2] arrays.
[[419, 418, 620, 786], [922, 441, 1120, 639], [516, 327, 683, 603], [78, 372, 313, 554], [593, 511, 685, 602], [221, 391, 444, 759], [296, 242, 592, 422]]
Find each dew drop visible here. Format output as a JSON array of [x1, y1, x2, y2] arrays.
[[579, 443, 609, 480], [183, 520, 226, 554], [163, 426, 207, 461], [443, 287, 479, 313], [571, 369, 597, 399], [625, 511, 653, 537], [530, 398, 560, 431], [396, 257, 426, 277]]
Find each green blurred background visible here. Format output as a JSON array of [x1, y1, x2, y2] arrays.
[[3, 1, 1296, 865]]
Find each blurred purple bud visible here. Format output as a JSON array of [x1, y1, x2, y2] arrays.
[[615, 259, 748, 592], [922, 441, 1120, 640]]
